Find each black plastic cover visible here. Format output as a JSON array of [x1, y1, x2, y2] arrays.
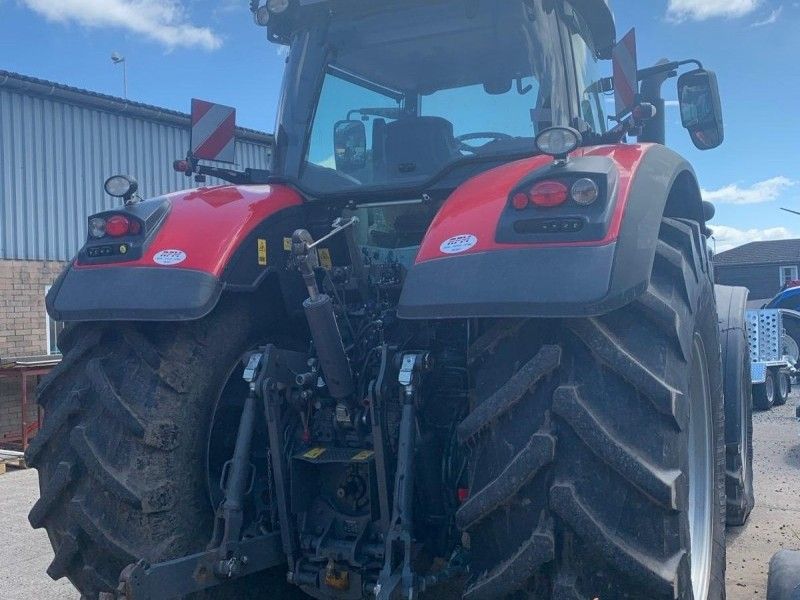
[[47, 265, 222, 322], [397, 244, 626, 319]]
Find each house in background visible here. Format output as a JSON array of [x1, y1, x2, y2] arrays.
[[714, 239, 800, 307]]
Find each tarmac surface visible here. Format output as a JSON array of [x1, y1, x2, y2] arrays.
[[0, 396, 798, 600]]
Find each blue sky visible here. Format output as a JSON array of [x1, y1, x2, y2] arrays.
[[1, 0, 798, 251]]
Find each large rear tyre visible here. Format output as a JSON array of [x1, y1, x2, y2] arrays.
[[714, 285, 755, 527], [754, 371, 776, 411], [458, 218, 726, 599], [26, 296, 306, 599]]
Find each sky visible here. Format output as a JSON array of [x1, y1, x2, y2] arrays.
[[0, 0, 798, 252]]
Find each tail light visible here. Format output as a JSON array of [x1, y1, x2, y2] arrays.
[[512, 192, 530, 210], [511, 177, 601, 210], [571, 178, 600, 206], [530, 181, 569, 207], [87, 214, 143, 239], [106, 215, 131, 237], [88, 217, 107, 238]]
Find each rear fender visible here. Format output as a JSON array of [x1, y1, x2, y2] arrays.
[[47, 184, 304, 322], [398, 144, 705, 319]]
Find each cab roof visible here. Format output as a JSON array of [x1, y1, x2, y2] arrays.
[[269, 0, 617, 59]]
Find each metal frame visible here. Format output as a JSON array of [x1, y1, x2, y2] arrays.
[[746, 309, 798, 384]]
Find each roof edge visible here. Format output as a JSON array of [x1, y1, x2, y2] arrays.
[[0, 70, 274, 145]]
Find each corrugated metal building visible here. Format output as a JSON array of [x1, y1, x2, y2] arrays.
[[0, 70, 274, 442], [0, 69, 273, 262]]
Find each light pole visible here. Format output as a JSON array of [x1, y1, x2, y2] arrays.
[[111, 52, 127, 99]]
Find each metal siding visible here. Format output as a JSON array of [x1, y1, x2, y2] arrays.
[[0, 88, 271, 261]]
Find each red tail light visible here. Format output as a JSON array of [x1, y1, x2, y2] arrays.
[[106, 215, 131, 237], [530, 181, 569, 207], [512, 192, 530, 210]]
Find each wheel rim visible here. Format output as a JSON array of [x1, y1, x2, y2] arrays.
[[780, 373, 788, 398], [740, 364, 750, 472], [688, 334, 714, 600], [766, 374, 775, 404]]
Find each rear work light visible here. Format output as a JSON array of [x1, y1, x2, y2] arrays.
[[530, 181, 569, 207]]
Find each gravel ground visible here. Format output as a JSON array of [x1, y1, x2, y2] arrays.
[[1, 396, 798, 600]]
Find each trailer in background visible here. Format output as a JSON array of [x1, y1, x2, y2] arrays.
[[747, 309, 799, 410]]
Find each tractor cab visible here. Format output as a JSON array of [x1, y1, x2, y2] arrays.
[[254, 0, 722, 201], [262, 0, 615, 197]]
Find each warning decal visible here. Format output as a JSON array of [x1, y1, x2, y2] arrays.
[[303, 447, 327, 460], [258, 239, 268, 266]]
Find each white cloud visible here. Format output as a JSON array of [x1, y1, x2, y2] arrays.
[[752, 6, 783, 25], [712, 225, 796, 252], [21, 0, 222, 50], [702, 176, 797, 205], [667, 0, 762, 21]]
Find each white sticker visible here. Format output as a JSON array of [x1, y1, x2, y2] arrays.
[[153, 249, 187, 266], [440, 234, 478, 255]]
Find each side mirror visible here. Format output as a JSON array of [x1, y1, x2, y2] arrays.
[[334, 120, 367, 173], [678, 69, 724, 150]]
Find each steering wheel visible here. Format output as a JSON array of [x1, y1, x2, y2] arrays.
[[456, 132, 514, 153]]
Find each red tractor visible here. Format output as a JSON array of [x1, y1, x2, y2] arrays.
[[30, 1, 755, 599]]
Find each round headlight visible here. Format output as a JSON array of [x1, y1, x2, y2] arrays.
[[267, 0, 290, 13], [535, 127, 582, 159], [104, 175, 138, 198], [89, 217, 107, 239], [571, 178, 600, 205]]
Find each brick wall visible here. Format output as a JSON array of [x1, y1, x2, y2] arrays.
[[0, 259, 68, 442]]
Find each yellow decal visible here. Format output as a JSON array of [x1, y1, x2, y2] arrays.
[[318, 248, 333, 270], [283, 237, 293, 251], [303, 447, 327, 460], [351, 450, 374, 462], [258, 239, 268, 266]]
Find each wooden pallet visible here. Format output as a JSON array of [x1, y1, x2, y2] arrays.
[[0, 449, 26, 475]]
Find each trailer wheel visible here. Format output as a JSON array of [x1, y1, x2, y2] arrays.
[[767, 550, 800, 600], [25, 296, 307, 599], [754, 371, 776, 410], [714, 285, 755, 527], [774, 371, 790, 406], [459, 218, 726, 599]]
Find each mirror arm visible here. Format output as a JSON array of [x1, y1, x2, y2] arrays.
[[638, 59, 675, 145]]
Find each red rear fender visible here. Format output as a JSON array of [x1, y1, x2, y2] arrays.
[[49, 184, 304, 322], [399, 144, 705, 319]]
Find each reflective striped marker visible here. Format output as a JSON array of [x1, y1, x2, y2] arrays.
[[190, 99, 236, 164], [613, 28, 638, 118]]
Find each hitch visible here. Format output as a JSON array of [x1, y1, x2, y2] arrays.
[[373, 353, 430, 600], [112, 349, 294, 600]]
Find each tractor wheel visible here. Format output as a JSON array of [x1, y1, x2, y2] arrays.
[[25, 295, 307, 600], [715, 285, 755, 527], [773, 371, 789, 406], [754, 371, 776, 410], [458, 218, 726, 600]]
